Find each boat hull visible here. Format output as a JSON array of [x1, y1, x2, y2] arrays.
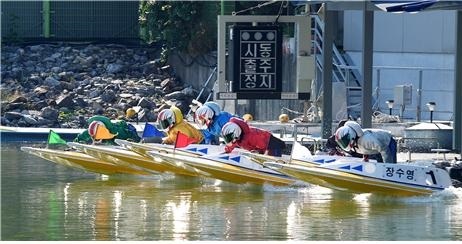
[[263, 160, 452, 197], [149, 150, 295, 186], [114, 140, 225, 176], [68, 142, 202, 177], [21, 147, 148, 175]]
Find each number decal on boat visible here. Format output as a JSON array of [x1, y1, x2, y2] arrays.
[[426, 170, 437, 185]]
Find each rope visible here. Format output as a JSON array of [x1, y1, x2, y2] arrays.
[[273, 0, 287, 25], [232, 0, 279, 16]]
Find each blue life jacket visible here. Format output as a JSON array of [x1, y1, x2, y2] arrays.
[[201, 111, 234, 144]]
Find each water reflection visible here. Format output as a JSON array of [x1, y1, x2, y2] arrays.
[[2, 144, 462, 241], [94, 197, 110, 240], [47, 192, 62, 240]]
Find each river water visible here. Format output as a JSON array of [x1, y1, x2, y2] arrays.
[[2, 143, 462, 241]]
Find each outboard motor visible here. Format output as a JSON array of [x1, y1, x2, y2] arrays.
[[449, 157, 462, 182], [433, 157, 462, 187]]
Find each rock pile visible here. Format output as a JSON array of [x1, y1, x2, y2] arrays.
[[1, 43, 199, 128]]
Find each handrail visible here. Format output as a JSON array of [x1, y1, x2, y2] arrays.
[[312, 15, 352, 84], [312, 14, 367, 119], [374, 65, 453, 71], [186, 66, 217, 117]]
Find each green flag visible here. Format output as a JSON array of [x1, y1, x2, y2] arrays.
[[47, 130, 67, 145]]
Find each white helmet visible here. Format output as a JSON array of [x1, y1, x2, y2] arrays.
[[334, 126, 356, 151], [344, 121, 364, 137], [88, 120, 105, 138], [195, 105, 215, 127], [221, 122, 242, 143], [157, 109, 175, 130]]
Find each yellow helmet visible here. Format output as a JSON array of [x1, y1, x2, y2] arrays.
[[126, 108, 137, 118], [279, 113, 289, 123], [242, 113, 253, 122]]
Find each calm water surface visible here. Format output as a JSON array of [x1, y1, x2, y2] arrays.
[[2, 143, 462, 241]]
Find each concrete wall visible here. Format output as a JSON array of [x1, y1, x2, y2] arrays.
[[169, 52, 217, 95], [343, 10, 456, 122], [344, 10, 456, 53]]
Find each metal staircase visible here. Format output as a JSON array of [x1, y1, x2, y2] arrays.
[[312, 15, 363, 119]]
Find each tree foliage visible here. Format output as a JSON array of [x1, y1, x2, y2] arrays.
[[139, 1, 220, 59], [139, 1, 295, 62]]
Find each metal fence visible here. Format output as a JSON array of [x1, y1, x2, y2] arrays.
[[336, 64, 455, 121], [1, 0, 140, 41]]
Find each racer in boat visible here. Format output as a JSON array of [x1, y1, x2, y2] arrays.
[[321, 120, 383, 161], [221, 117, 286, 157], [335, 121, 397, 163], [74, 115, 141, 144], [322, 120, 354, 155], [157, 105, 204, 145], [194, 101, 236, 145]]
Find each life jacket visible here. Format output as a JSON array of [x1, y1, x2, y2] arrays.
[[163, 106, 204, 145], [224, 117, 271, 154]]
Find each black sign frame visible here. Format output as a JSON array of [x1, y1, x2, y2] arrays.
[[231, 25, 283, 99]]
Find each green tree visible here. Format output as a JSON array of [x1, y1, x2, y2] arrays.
[[140, 1, 220, 61]]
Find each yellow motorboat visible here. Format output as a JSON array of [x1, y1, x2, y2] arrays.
[[149, 150, 296, 186], [68, 142, 206, 176], [67, 142, 202, 177], [114, 139, 225, 177], [242, 141, 324, 168], [20, 146, 148, 175], [245, 141, 452, 196], [114, 139, 224, 157], [263, 160, 452, 196], [242, 152, 319, 169]]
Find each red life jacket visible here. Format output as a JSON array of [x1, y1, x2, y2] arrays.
[[224, 117, 271, 154]]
